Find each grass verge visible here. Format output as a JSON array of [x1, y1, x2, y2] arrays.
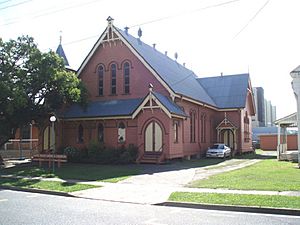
[[189, 159, 300, 191], [1, 163, 141, 183], [169, 192, 300, 209], [0, 177, 97, 193]]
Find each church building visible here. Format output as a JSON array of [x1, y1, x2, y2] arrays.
[[46, 17, 255, 163]]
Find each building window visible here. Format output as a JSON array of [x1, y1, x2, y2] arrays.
[[190, 111, 196, 143], [201, 113, 206, 143], [98, 65, 104, 96], [118, 122, 126, 143], [21, 124, 31, 140], [98, 123, 104, 143], [244, 112, 250, 142], [111, 63, 117, 95], [123, 62, 130, 94], [174, 121, 179, 143], [78, 124, 84, 143]]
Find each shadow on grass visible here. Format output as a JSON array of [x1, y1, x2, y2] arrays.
[[0, 177, 40, 187], [0, 158, 228, 182], [234, 151, 277, 160]]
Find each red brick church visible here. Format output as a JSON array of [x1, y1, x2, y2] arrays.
[[44, 17, 255, 163]]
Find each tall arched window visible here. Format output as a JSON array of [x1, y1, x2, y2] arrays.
[[174, 121, 179, 143], [98, 65, 104, 96], [123, 62, 130, 94], [98, 123, 104, 143], [111, 63, 117, 95], [78, 124, 84, 143], [118, 122, 126, 143], [201, 113, 206, 143], [190, 111, 196, 143]]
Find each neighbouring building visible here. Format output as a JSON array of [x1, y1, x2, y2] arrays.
[[41, 17, 255, 163], [252, 87, 265, 127], [252, 87, 276, 128]]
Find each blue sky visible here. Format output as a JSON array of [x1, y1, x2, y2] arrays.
[[1, 0, 300, 118]]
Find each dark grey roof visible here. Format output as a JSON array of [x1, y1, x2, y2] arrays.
[[116, 28, 216, 107], [153, 92, 186, 117], [197, 74, 249, 109], [56, 44, 69, 66], [61, 98, 143, 119]]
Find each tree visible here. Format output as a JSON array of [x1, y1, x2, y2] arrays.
[[0, 36, 87, 150]]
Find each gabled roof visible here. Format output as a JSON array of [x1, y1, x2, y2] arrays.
[[116, 28, 216, 107], [60, 92, 186, 120], [56, 44, 69, 66], [197, 74, 249, 109], [61, 98, 143, 119], [152, 92, 186, 117]]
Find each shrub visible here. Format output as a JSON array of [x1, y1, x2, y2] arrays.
[[86, 142, 139, 164], [63, 146, 81, 162], [87, 140, 105, 159]]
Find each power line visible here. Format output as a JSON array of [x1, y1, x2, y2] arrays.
[[1, 0, 104, 26], [130, 0, 241, 28], [233, 0, 271, 39], [0, 0, 31, 11], [49, 0, 242, 48], [0, 0, 13, 5]]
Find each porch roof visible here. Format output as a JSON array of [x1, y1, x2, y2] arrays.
[[153, 92, 187, 117], [274, 112, 297, 127], [60, 98, 144, 119]]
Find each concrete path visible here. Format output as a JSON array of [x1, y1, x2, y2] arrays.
[[71, 159, 262, 204]]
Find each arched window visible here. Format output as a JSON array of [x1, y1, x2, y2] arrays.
[[78, 124, 84, 143], [98, 123, 104, 143], [123, 62, 130, 94], [98, 65, 104, 96], [244, 112, 250, 142], [190, 111, 196, 143], [201, 113, 206, 143], [174, 121, 179, 143], [118, 122, 126, 143], [111, 63, 117, 95]]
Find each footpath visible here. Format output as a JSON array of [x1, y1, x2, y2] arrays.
[[1, 158, 300, 216]]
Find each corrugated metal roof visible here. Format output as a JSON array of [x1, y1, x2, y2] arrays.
[[116, 28, 216, 107], [197, 74, 249, 109], [61, 98, 143, 119], [153, 92, 186, 117]]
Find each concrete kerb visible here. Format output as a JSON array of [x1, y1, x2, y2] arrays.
[[156, 201, 300, 217], [2, 183, 300, 217], [0, 185, 75, 198]]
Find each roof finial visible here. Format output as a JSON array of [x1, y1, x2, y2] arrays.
[[149, 83, 153, 92], [124, 26, 129, 35], [165, 51, 168, 56], [174, 52, 178, 61], [152, 43, 156, 49], [138, 27, 142, 38], [107, 16, 114, 25], [59, 30, 62, 45]]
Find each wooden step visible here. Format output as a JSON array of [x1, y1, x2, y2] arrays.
[[139, 153, 164, 164]]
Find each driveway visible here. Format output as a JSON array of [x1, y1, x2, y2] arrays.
[[72, 159, 260, 204]]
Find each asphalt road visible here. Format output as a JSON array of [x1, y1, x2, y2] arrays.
[[1, 190, 300, 225]]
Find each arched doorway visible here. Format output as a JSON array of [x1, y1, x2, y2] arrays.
[[43, 126, 55, 151], [223, 129, 234, 149], [145, 121, 163, 152]]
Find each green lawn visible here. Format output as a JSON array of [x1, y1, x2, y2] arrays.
[[0, 177, 96, 193], [0, 163, 141, 183], [190, 159, 300, 191], [169, 192, 300, 209]]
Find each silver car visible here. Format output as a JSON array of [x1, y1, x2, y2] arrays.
[[206, 144, 231, 159]]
